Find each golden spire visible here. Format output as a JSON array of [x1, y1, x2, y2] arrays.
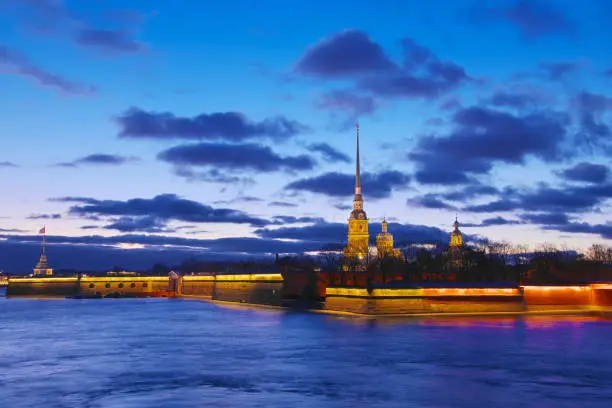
[[355, 122, 361, 196]]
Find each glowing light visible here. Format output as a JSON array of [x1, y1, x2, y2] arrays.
[[115, 243, 145, 250], [182, 275, 215, 281], [214, 274, 284, 282], [521, 285, 591, 292]]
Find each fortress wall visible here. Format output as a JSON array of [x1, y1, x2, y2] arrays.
[[6, 277, 79, 297], [79, 277, 169, 297], [7, 277, 170, 297], [180, 276, 215, 297], [591, 284, 612, 307], [212, 274, 284, 306], [325, 287, 525, 315], [522, 285, 594, 311]]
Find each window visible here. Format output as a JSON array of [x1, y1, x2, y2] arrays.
[[118, 283, 124, 288], [105, 283, 110, 288], [89, 283, 95, 289], [142, 282, 148, 288], [130, 283, 136, 288]]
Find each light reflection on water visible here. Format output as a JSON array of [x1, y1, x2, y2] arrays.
[[1, 293, 612, 408]]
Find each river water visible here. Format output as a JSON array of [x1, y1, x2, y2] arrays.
[[2, 292, 612, 408]]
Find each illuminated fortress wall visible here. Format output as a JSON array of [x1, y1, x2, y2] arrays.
[[6, 277, 171, 297], [522, 285, 594, 311], [79, 277, 169, 297], [325, 287, 525, 315], [180, 275, 215, 297], [6, 277, 80, 297], [212, 274, 284, 306]]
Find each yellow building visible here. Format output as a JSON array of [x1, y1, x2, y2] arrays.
[[33, 252, 53, 276], [446, 216, 465, 269], [450, 217, 464, 247], [343, 123, 369, 261], [376, 218, 401, 259]]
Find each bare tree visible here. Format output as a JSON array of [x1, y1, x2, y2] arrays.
[[318, 250, 341, 272]]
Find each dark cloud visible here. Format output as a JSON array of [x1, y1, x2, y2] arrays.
[[316, 90, 378, 119], [0, 45, 95, 95], [0, 233, 325, 274], [467, 0, 576, 40], [6, 0, 146, 55], [56, 154, 139, 167], [414, 170, 475, 186], [0, 161, 18, 167], [173, 168, 255, 185], [605, 68, 612, 79], [27, 213, 62, 220], [538, 61, 582, 80], [487, 91, 537, 109], [295, 29, 396, 78], [464, 183, 612, 214], [54, 194, 271, 228], [559, 162, 610, 184], [285, 171, 411, 199], [116, 107, 309, 142], [158, 142, 316, 173], [307, 143, 351, 163], [295, 29, 469, 100], [102, 216, 170, 233], [410, 106, 568, 184], [407, 194, 457, 210], [0, 228, 25, 233], [271, 216, 325, 225], [519, 212, 571, 225], [463, 217, 521, 227], [255, 221, 450, 244], [440, 184, 500, 201], [268, 201, 298, 208], [213, 196, 264, 205], [573, 91, 612, 151], [440, 97, 462, 111], [74, 28, 144, 54], [543, 222, 612, 240], [334, 204, 352, 211]]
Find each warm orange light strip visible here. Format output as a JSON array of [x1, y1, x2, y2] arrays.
[[214, 274, 284, 282], [422, 288, 519, 296], [326, 287, 520, 297], [521, 286, 590, 292], [182, 275, 215, 281], [589, 284, 612, 290]]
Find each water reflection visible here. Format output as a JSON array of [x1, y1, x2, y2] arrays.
[[1, 296, 612, 408]]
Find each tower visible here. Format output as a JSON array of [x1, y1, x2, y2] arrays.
[[33, 225, 53, 276], [343, 123, 369, 261], [450, 215, 463, 247], [376, 217, 394, 257]]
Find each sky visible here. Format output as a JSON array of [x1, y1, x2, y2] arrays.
[[1, 0, 612, 272]]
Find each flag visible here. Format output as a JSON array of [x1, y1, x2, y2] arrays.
[[39, 226, 46, 234]]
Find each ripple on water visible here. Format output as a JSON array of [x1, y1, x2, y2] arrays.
[[1, 298, 612, 408]]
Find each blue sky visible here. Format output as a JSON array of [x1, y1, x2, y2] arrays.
[[1, 0, 612, 272]]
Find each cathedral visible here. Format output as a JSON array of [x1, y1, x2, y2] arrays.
[[343, 124, 401, 265]]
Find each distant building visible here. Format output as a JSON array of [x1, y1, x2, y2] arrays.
[[33, 229, 53, 276], [376, 217, 401, 259], [33, 253, 53, 276], [445, 217, 466, 270]]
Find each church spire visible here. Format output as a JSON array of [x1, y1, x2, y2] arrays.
[[355, 122, 361, 196]]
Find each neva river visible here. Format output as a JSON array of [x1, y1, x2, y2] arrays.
[[2, 291, 612, 408]]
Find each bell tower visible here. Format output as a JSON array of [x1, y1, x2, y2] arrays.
[[343, 123, 369, 260]]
